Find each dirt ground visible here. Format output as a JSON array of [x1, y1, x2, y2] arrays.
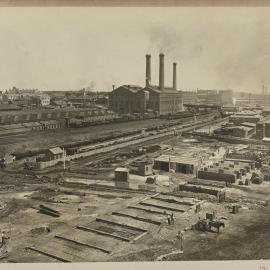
[[1, 174, 269, 262]]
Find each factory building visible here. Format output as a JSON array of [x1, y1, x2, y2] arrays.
[[108, 85, 144, 114], [109, 54, 182, 116], [219, 90, 234, 105], [197, 89, 220, 105], [143, 54, 182, 115], [181, 91, 197, 104]]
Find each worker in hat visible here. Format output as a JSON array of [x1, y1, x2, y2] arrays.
[[176, 230, 184, 252], [167, 214, 171, 225]]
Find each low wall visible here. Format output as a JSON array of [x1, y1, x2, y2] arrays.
[[198, 170, 236, 183], [178, 184, 222, 197]]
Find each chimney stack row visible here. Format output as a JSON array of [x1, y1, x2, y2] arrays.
[[145, 53, 178, 91]]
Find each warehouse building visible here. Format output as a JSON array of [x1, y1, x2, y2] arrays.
[[0, 107, 112, 125], [154, 154, 198, 174]]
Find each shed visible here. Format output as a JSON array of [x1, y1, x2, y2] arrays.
[[154, 154, 198, 174], [114, 167, 129, 182], [129, 160, 153, 176], [46, 147, 64, 160]]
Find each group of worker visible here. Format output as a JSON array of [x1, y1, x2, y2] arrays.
[[167, 213, 175, 225]]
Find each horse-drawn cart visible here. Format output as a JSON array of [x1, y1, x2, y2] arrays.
[[193, 213, 225, 233]]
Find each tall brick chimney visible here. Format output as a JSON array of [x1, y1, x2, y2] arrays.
[[145, 54, 151, 87], [159, 53, 165, 91], [173, 62, 177, 90]]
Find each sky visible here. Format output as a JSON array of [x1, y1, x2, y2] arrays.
[[0, 7, 270, 92]]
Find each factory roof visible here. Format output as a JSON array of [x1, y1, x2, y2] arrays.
[[120, 85, 143, 93], [115, 167, 129, 172], [49, 147, 63, 155], [155, 154, 198, 165], [240, 122, 256, 127], [145, 85, 180, 94]]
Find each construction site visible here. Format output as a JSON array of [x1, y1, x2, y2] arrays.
[[0, 110, 270, 262]]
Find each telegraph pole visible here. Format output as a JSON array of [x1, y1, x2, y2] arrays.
[[63, 148, 66, 171]]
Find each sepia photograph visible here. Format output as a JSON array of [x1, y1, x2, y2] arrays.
[[0, 3, 269, 265]]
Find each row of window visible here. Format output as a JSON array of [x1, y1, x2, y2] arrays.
[[0, 110, 110, 124]]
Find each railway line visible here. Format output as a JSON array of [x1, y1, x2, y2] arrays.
[[23, 114, 226, 170], [63, 115, 225, 159]]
